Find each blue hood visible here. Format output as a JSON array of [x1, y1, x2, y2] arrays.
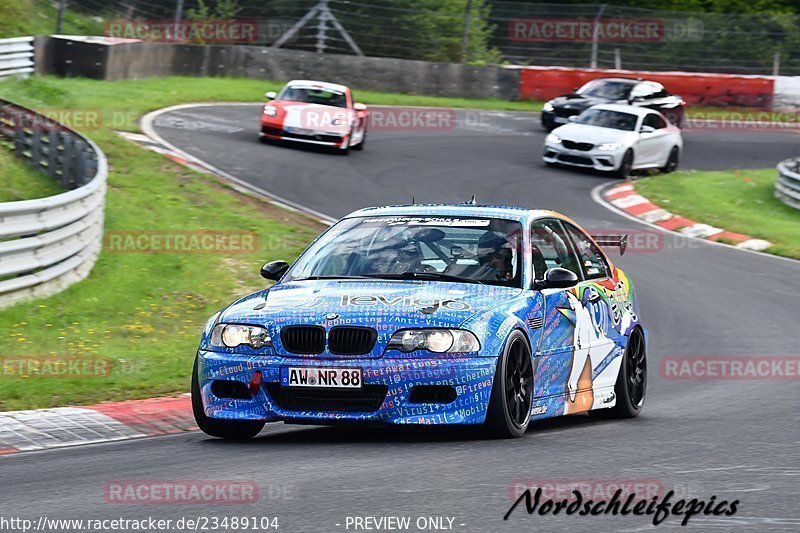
[[218, 279, 522, 357]]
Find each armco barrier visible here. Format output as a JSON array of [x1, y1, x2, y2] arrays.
[[0, 36, 34, 79], [517, 66, 775, 108], [775, 158, 800, 211], [0, 99, 107, 309]]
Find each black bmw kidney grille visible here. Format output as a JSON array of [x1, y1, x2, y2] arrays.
[[562, 139, 594, 151], [280, 326, 326, 354], [328, 327, 377, 355]]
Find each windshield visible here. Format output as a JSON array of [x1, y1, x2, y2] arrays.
[[283, 216, 524, 287], [279, 86, 347, 108], [577, 79, 634, 100], [575, 108, 638, 131]]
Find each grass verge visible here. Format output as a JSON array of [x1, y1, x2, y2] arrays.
[[635, 169, 800, 260], [0, 145, 64, 201]]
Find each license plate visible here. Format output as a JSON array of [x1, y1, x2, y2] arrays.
[[281, 367, 362, 388], [554, 117, 567, 124]]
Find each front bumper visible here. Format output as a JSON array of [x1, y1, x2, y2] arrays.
[[543, 142, 623, 171], [197, 350, 497, 425], [541, 109, 579, 130], [260, 123, 347, 148]]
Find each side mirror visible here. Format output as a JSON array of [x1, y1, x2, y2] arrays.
[[260, 260, 288, 281], [265, 91, 277, 100], [534, 267, 579, 290], [640, 125, 656, 134], [353, 102, 367, 111], [567, 115, 578, 122]]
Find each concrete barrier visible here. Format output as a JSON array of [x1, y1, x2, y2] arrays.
[[37, 37, 520, 101], [516, 66, 775, 108]]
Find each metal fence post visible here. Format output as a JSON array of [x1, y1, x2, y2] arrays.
[[590, 4, 607, 69]]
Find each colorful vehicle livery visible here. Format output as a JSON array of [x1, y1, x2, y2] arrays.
[[259, 79, 367, 153], [192, 204, 647, 438]]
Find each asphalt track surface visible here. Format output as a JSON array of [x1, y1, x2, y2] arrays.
[[3, 106, 800, 532]]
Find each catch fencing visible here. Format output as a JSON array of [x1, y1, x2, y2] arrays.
[[0, 99, 107, 309], [56, 1, 800, 75]]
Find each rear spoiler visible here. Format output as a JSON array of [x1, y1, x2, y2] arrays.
[[591, 234, 629, 255]]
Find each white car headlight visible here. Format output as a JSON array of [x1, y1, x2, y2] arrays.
[[263, 105, 278, 116], [597, 143, 621, 151], [211, 324, 271, 349], [387, 329, 480, 353], [543, 102, 554, 112], [546, 133, 562, 144]]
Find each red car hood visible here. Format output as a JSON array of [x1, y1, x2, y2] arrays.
[[271, 101, 353, 134]]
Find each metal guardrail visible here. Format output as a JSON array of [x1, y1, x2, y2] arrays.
[[0, 99, 107, 309], [776, 158, 800, 211], [0, 37, 34, 79]]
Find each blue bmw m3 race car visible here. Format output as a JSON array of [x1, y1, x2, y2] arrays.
[[192, 204, 646, 438]]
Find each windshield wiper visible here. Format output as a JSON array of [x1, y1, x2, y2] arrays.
[[292, 275, 372, 281], [361, 272, 484, 285]]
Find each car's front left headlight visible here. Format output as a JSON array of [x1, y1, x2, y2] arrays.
[[263, 105, 278, 116], [387, 329, 480, 353], [211, 324, 272, 349], [543, 102, 554, 112], [597, 142, 620, 151], [546, 133, 562, 144]]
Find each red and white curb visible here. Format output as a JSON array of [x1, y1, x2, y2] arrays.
[[604, 183, 772, 252], [0, 395, 195, 454]]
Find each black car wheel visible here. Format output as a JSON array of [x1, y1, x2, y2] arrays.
[[485, 330, 534, 438], [615, 149, 634, 179], [192, 356, 265, 439], [590, 327, 646, 419], [661, 147, 679, 173]]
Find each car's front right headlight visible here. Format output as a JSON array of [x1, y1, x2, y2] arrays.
[[211, 324, 271, 349], [597, 142, 621, 151], [263, 105, 278, 116], [546, 133, 562, 144], [387, 329, 480, 354], [543, 102, 555, 112]]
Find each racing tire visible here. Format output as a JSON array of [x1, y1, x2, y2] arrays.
[[191, 356, 265, 439], [351, 126, 366, 151], [484, 330, 534, 438], [614, 149, 634, 179], [589, 327, 646, 419], [661, 147, 679, 174]]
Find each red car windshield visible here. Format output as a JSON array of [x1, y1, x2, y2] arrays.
[[279, 86, 348, 108]]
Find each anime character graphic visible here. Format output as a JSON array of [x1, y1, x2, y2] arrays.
[[564, 286, 617, 413]]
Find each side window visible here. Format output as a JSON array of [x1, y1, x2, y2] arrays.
[[562, 223, 610, 280], [531, 219, 582, 280], [642, 113, 662, 130]]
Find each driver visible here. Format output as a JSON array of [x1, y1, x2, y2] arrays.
[[475, 231, 514, 281]]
